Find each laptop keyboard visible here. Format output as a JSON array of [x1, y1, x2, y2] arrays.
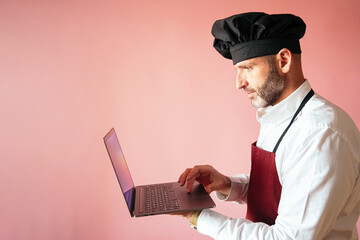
[[140, 183, 180, 214]]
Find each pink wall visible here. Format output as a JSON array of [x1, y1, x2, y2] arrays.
[[1, 1, 359, 239]]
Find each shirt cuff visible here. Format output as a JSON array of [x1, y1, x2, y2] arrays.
[[197, 209, 231, 239], [215, 174, 249, 203]]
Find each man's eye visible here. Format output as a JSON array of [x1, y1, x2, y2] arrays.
[[245, 66, 252, 71]]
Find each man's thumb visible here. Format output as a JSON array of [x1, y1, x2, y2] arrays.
[[205, 184, 214, 194]]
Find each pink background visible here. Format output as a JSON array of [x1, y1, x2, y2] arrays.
[[1, 0, 359, 239]]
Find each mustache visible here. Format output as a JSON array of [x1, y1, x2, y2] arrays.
[[243, 86, 255, 93], [244, 87, 263, 98]]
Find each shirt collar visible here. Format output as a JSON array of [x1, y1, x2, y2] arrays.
[[256, 80, 312, 125]]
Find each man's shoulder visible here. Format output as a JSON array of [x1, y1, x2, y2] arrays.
[[300, 94, 360, 141]]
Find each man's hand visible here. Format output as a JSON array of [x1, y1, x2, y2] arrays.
[[170, 211, 193, 220], [178, 165, 231, 196]]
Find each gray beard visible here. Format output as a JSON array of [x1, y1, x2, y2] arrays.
[[252, 61, 287, 108]]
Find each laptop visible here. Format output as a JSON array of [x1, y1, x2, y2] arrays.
[[103, 128, 216, 217]]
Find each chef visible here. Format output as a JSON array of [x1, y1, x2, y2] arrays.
[[175, 12, 360, 239]]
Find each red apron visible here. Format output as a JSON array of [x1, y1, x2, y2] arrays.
[[245, 89, 314, 225]]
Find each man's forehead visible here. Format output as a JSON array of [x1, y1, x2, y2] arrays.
[[234, 57, 264, 68]]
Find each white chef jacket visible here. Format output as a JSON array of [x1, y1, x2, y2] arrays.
[[197, 80, 360, 239]]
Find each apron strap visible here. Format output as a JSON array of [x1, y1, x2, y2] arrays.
[[272, 89, 314, 153]]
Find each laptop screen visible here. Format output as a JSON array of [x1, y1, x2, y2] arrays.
[[104, 128, 135, 213]]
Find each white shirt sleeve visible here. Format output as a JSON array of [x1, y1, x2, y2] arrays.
[[196, 126, 360, 239], [215, 174, 250, 204]]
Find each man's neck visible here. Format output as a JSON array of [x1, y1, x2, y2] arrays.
[[273, 77, 306, 106]]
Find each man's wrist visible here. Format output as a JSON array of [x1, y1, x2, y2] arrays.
[[218, 176, 232, 196], [189, 210, 202, 229]]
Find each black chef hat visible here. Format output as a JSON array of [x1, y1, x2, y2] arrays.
[[211, 12, 306, 64]]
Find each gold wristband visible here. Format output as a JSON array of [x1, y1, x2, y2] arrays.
[[189, 210, 202, 229]]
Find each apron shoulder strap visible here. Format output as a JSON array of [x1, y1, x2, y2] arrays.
[[272, 89, 314, 153]]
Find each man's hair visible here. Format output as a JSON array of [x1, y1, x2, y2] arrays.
[[263, 52, 302, 69], [264, 55, 276, 67]]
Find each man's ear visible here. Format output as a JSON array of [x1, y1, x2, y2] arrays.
[[276, 48, 292, 74]]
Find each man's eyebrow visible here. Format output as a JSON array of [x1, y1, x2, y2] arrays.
[[234, 61, 257, 69]]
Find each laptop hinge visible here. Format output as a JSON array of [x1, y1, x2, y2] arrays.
[[130, 187, 136, 217]]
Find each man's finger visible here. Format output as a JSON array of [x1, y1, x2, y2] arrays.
[[186, 167, 201, 193], [178, 168, 192, 186]]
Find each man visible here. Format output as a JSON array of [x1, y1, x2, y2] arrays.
[[174, 12, 360, 239]]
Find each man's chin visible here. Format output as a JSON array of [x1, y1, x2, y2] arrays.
[[251, 97, 268, 108]]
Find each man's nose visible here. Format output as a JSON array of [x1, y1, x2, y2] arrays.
[[236, 71, 248, 90]]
